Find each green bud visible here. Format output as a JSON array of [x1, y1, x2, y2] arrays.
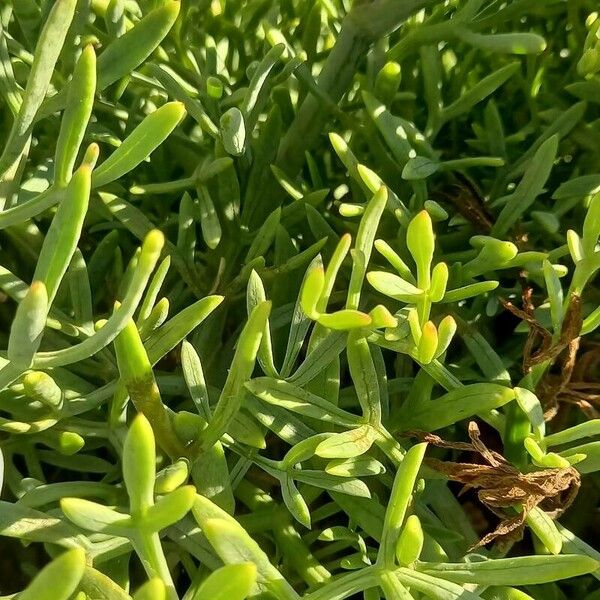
[[396, 514, 424, 565], [22, 371, 62, 408], [424, 199, 449, 221], [123, 414, 156, 514], [173, 411, 206, 447], [17, 548, 86, 600], [206, 76, 223, 98], [133, 579, 166, 600], [374, 61, 401, 105], [435, 315, 457, 358], [300, 263, 325, 319], [195, 563, 257, 600], [417, 321, 438, 364], [58, 431, 85, 455], [524, 437, 571, 468], [429, 262, 449, 301], [369, 304, 398, 329], [155, 458, 190, 494], [407, 210, 435, 288], [339, 203, 365, 218], [567, 229, 584, 263]]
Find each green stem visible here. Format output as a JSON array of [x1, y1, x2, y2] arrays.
[[133, 531, 177, 600], [375, 426, 405, 466], [503, 401, 530, 468], [303, 565, 379, 600]]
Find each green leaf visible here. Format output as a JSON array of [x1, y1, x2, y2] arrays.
[[347, 332, 382, 424], [79, 566, 132, 600], [41, 2, 181, 117], [400, 384, 515, 431], [440, 62, 520, 124], [200, 302, 271, 450], [34, 230, 165, 368], [245, 377, 359, 427], [582, 191, 600, 256], [241, 44, 285, 128], [192, 441, 235, 513], [197, 185, 222, 250], [143, 486, 196, 531], [514, 387, 545, 440], [378, 443, 427, 567], [0, 0, 77, 177], [181, 340, 211, 420], [317, 309, 372, 330], [60, 497, 132, 533], [418, 555, 599, 585], [545, 420, 600, 448], [133, 579, 166, 600], [481, 587, 535, 600], [288, 330, 347, 386], [493, 136, 558, 237], [526, 506, 562, 555], [458, 30, 546, 54], [155, 459, 190, 495], [7, 281, 48, 368], [93, 102, 186, 188], [380, 571, 415, 600], [553, 174, 600, 199], [192, 496, 298, 600], [441, 281, 499, 303], [144, 295, 224, 365], [54, 45, 96, 187], [281, 475, 311, 528], [402, 156, 440, 180], [347, 186, 388, 309], [367, 271, 423, 302], [315, 425, 377, 459], [33, 162, 92, 304], [326, 455, 386, 477], [417, 321, 438, 364], [115, 319, 184, 459], [300, 261, 325, 319], [281, 256, 319, 376], [194, 563, 257, 600], [220, 107, 246, 156], [18, 548, 86, 600], [292, 470, 371, 498], [247, 270, 278, 377], [149, 64, 217, 136], [395, 568, 482, 600]]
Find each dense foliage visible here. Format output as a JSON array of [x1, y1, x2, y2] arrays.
[[0, 0, 599, 598]]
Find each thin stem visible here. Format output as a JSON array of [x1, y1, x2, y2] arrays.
[[133, 531, 177, 600], [303, 565, 380, 600]]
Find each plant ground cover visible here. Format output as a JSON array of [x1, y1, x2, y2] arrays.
[[0, 0, 599, 598]]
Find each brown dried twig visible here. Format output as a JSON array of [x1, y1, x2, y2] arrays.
[[410, 422, 580, 549]]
